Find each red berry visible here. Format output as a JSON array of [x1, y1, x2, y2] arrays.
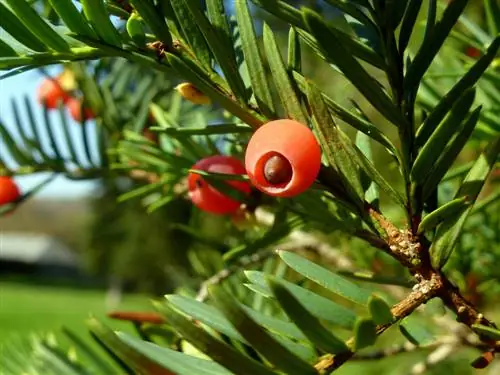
[[0, 176, 21, 206], [465, 46, 481, 59], [245, 119, 321, 197], [67, 97, 95, 122], [143, 128, 159, 144], [148, 111, 155, 123], [188, 155, 251, 215], [37, 77, 70, 109]]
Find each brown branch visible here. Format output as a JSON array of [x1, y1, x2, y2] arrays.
[[363, 204, 499, 357], [440, 279, 496, 329], [354, 228, 391, 253], [315, 273, 443, 373]]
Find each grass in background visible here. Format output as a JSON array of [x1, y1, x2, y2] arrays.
[[0, 280, 152, 347]]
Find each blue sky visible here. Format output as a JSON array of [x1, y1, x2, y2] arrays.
[[0, 66, 98, 199]]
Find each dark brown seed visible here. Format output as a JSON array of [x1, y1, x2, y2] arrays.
[[471, 351, 494, 369], [264, 154, 293, 185]]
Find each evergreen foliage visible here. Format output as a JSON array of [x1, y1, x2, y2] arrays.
[[1, 0, 499, 373]]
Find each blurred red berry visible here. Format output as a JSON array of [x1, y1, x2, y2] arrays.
[[245, 119, 321, 197], [67, 97, 95, 122], [188, 155, 251, 215], [0, 176, 21, 206], [107, 311, 164, 324], [37, 77, 70, 109], [143, 128, 159, 144], [465, 46, 481, 59]]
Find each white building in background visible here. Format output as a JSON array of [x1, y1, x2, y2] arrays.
[[0, 232, 80, 271]]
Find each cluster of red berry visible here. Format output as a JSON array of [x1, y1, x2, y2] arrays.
[[188, 119, 321, 215], [38, 77, 95, 122], [0, 176, 20, 209], [0, 76, 96, 211], [0, 84, 323, 215]]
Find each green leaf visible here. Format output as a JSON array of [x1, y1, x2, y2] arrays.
[[418, 196, 471, 233], [297, 23, 385, 71], [431, 135, 500, 269], [351, 141, 406, 207], [118, 332, 235, 375], [5, 0, 70, 52], [22, 95, 51, 161], [399, 316, 435, 346], [303, 9, 405, 127], [62, 328, 116, 374], [337, 271, 413, 287], [471, 324, 500, 341], [383, 0, 409, 30], [307, 82, 365, 208], [129, 0, 172, 45], [86, 318, 173, 374], [166, 53, 264, 129], [81, 0, 122, 46], [424, 0, 437, 42], [421, 106, 482, 200], [165, 295, 246, 342], [151, 123, 252, 136], [323, 0, 375, 27], [306, 80, 364, 205], [80, 120, 97, 168], [31, 339, 86, 375], [412, 88, 476, 184], [166, 294, 315, 361], [118, 178, 168, 203], [10, 98, 38, 158], [48, 0, 97, 39], [158, 0, 181, 38], [206, 0, 232, 43], [471, 190, 500, 215], [235, 0, 276, 117], [287, 27, 301, 71], [416, 36, 500, 148], [157, 302, 275, 375], [57, 104, 82, 167], [0, 2, 48, 52], [0, 121, 32, 166], [209, 286, 318, 375], [126, 13, 147, 46], [398, 0, 424, 53], [269, 279, 349, 354], [147, 195, 176, 214], [404, 0, 468, 94], [1, 45, 105, 71], [353, 318, 377, 350], [170, 0, 211, 68], [242, 306, 308, 342], [250, 0, 307, 30], [245, 271, 356, 329], [224, 211, 304, 262], [484, 0, 500, 35], [294, 72, 399, 157], [356, 132, 379, 205], [279, 250, 371, 306], [183, 0, 247, 101], [0, 38, 19, 57], [368, 295, 393, 325], [189, 169, 249, 202]]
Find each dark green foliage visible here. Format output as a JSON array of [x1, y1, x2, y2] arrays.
[[1, 0, 499, 374]]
